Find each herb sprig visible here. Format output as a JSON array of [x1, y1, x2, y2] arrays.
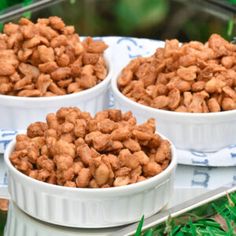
[[134, 192, 236, 236]]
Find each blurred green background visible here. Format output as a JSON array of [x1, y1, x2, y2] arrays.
[[0, 0, 236, 42]]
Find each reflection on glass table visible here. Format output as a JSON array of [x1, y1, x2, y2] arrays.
[[1, 163, 236, 235]]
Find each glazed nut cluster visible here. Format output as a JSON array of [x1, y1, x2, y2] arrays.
[[10, 108, 171, 188], [118, 34, 236, 113], [0, 17, 108, 97]]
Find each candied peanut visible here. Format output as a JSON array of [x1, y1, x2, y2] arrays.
[[77, 75, 97, 89], [135, 62, 156, 87], [118, 148, 139, 169], [49, 16, 65, 31], [37, 155, 55, 171], [118, 69, 133, 87], [63, 26, 75, 35], [83, 53, 99, 65], [155, 140, 171, 163], [130, 165, 142, 183], [17, 89, 41, 97], [64, 181, 76, 187], [66, 82, 79, 93], [38, 45, 55, 62], [143, 162, 162, 177], [29, 170, 39, 179], [118, 34, 236, 113], [19, 63, 40, 79], [0, 83, 12, 94], [92, 133, 111, 151], [23, 37, 41, 48], [0, 17, 108, 97], [39, 25, 58, 40], [94, 163, 110, 186], [97, 119, 117, 134], [74, 119, 87, 138], [27, 122, 47, 138], [168, 88, 181, 110], [16, 134, 29, 142], [10, 108, 171, 188], [111, 126, 131, 141], [152, 95, 169, 109], [37, 169, 50, 181], [51, 67, 71, 81], [53, 140, 75, 158], [54, 154, 73, 170], [76, 168, 92, 188], [36, 74, 52, 94], [3, 23, 19, 35], [14, 76, 32, 90], [39, 61, 58, 73], [18, 49, 33, 61], [134, 151, 149, 165], [123, 139, 141, 152], [177, 66, 197, 81], [108, 109, 122, 122], [221, 56, 234, 69], [19, 18, 33, 26], [222, 97, 236, 111], [76, 143, 92, 166], [113, 176, 130, 187], [192, 81, 205, 92], [57, 53, 70, 67], [207, 98, 221, 112], [48, 82, 66, 95], [57, 78, 73, 88], [57, 167, 74, 184], [0, 61, 15, 76], [188, 93, 205, 113], [50, 35, 67, 48], [15, 141, 29, 151], [132, 129, 153, 141], [222, 86, 236, 99], [61, 122, 74, 133], [73, 161, 84, 175], [46, 113, 58, 129], [83, 37, 108, 53], [89, 179, 99, 188]]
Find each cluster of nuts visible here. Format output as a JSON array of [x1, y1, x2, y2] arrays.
[[0, 17, 108, 97], [118, 34, 236, 112], [10, 108, 171, 188]]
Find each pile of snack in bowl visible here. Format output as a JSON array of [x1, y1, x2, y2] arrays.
[[1, 16, 236, 228]]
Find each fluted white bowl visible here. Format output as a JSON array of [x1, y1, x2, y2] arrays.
[[0, 50, 112, 130], [111, 70, 236, 152], [4, 135, 177, 228]]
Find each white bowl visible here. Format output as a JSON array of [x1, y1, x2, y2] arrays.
[[111, 72, 236, 152], [4, 135, 177, 228], [0, 51, 112, 130]]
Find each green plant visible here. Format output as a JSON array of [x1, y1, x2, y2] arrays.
[[134, 192, 236, 236]]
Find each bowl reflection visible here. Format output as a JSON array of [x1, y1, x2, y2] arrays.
[[4, 202, 119, 236]]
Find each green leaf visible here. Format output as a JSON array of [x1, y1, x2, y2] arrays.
[[227, 17, 234, 37], [143, 229, 153, 236], [135, 215, 144, 236]]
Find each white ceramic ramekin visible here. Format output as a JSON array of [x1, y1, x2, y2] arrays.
[[111, 73, 236, 152], [0, 51, 112, 131], [4, 135, 177, 228]]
